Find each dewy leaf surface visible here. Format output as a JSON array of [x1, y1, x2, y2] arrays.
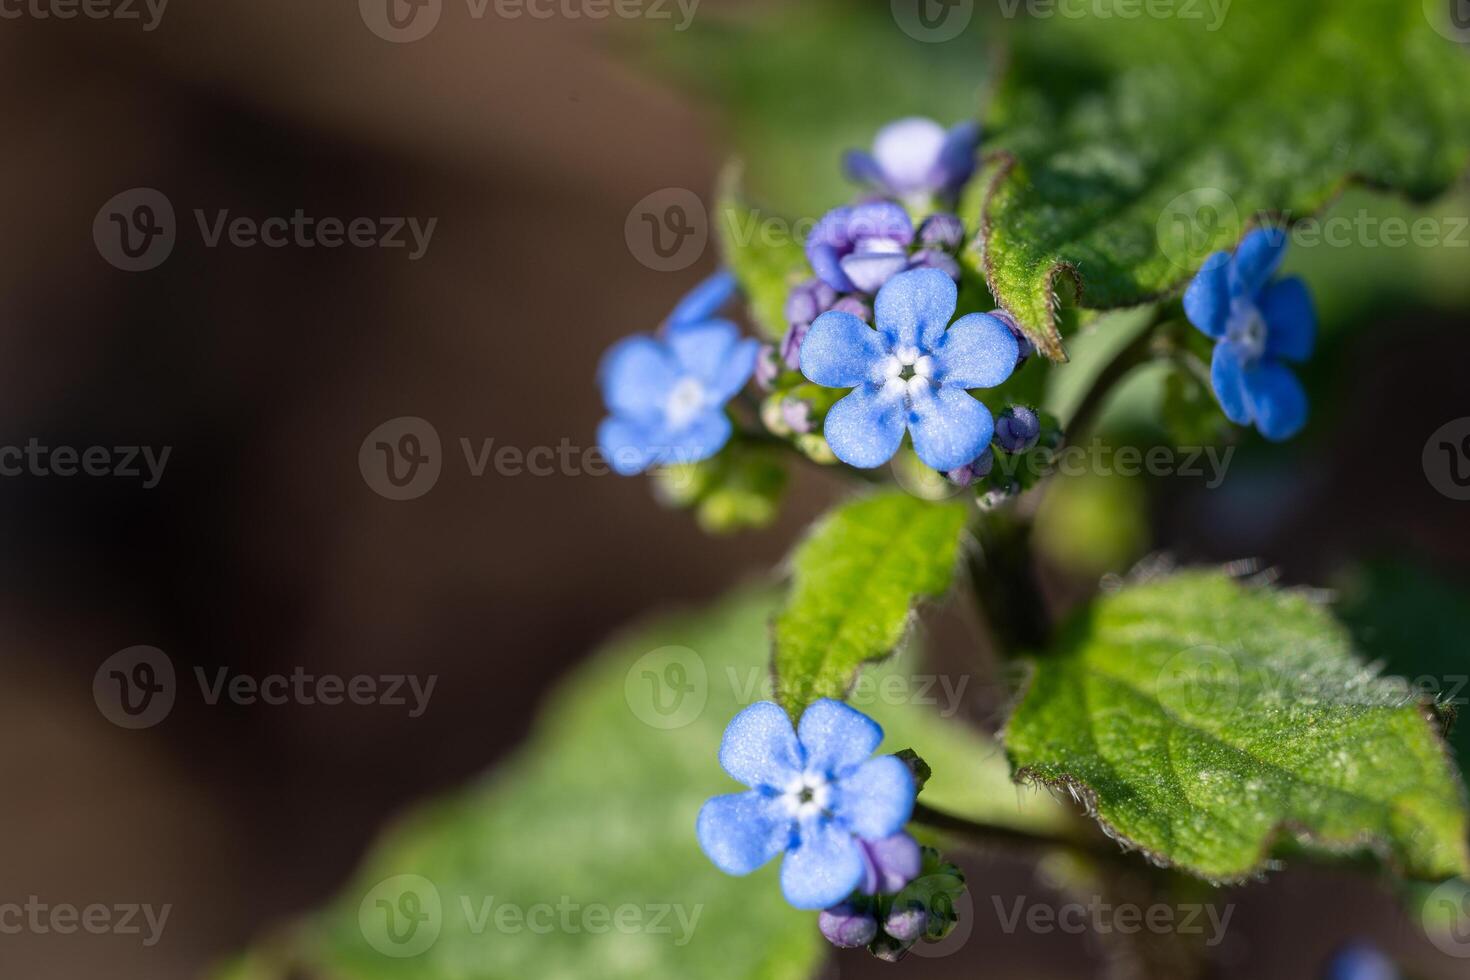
[[965, 0, 1470, 358], [774, 492, 969, 715], [1004, 570, 1470, 883]]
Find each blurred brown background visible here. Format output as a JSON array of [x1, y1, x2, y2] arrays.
[[1, 2, 1468, 978]]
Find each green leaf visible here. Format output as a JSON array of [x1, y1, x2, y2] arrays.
[[217, 587, 1059, 980], [1004, 570, 1470, 883], [715, 169, 807, 342], [965, 1, 1470, 359], [774, 492, 970, 714]]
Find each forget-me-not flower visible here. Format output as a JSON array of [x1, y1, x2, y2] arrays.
[[597, 270, 759, 475], [806, 201, 915, 294], [1184, 228, 1316, 441], [696, 699, 916, 910], [843, 117, 980, 207], [799, 267, 1018, 472]]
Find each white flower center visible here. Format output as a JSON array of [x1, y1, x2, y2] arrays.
[[780, 772, 832, 820], [664, 376, 708, 430], [1227, 301, 1268, 364]]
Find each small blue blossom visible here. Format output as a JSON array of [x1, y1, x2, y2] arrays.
[[799, 268, 1019, 472], [806, 201, 915, 294], [843, 117, 981, 207], [696, 699, 916, 910], [596, 270, 758, 476], [1184, 228, 1316, 441], [818, 902, 877, 948]]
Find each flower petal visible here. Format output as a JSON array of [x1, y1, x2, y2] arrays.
[[935, 121, 981, 193], [718, 700, 802, 789], [933, 313, 1019, 388], [841, 249, 910, 294], [797, 698, 884, 777], [666, 318, 739, 384], [846, 201, 914, 247], [1242, 361, 1308, 442], [1183, 250, 1232, 339], [1258, 276, 1316, 363], [907, 383, 993, 472], [800, 311, 890, 388], [858, 833, 923, 895], [874, 267, 958, 351], [1209, 342, 1252, 426], [806, 207, 858, 293], [823, 385, 907, 469], [696, 790, 793, 876], [598, 335, 677, 421], [1229, 227, 1289, 297], [657, 409, 732, 467], [667, 269, 737, 329], [872, 117, 947, 194], [842, 149, 885, 189], [781, 820, 865, 909], [596, 416, 659, 476], [835, 756, 915, 840]]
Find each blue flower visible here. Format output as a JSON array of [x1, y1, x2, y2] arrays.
[[844, 117, 980, 206], [696, 699, 916, 910], [806, 201, 915, 294], [1183, 228, 1316, 441], [799, 267, 1018, 471], [597, 271, 758, 476]]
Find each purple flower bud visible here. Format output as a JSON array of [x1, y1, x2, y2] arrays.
[[780, 319, 810, 370], [988, 308, 1035, 366], [859, 833, 923, 895], [818, 903, 878, 949], [784, 278, 838, 328], [917, 213, 964, 250], [754, 344, 781, 390], [995, 406, 1041, 453], [907, 248, 961, 281], [884, 901, 929, 944], [829, 296, 872, 321], [946, 447, 993, 487], [781, 399, 813, 435]]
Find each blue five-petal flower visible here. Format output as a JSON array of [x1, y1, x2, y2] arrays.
[[696, 699, 916, 910], [1183, 228, 1317, 442], [798, 267, 1018, 472], [596, 271, 758, 476]]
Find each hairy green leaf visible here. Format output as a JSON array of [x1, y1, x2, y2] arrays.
[[774, 492, 969, 714], [1004, 570, 1470, 883], [965, 0, 1470, 358]]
